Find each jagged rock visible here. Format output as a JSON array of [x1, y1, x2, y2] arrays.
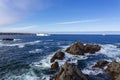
[[65, 42, 84, 55], [51, 62, 88, 80], [93, 60, 109, 69], [65, 42, 101, 55], [50, 51, 65, 63], [84, 44, 101, 54], [105, 61, 120, 80], [2, 38, 14, 41], [51, 62, 59, 70]]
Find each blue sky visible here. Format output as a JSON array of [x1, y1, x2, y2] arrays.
[[0, 0, 120, 33]]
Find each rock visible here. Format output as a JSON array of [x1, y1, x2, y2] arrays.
[[50, 51, 65, 63], [116, 45, 120, 48], [84, 44, 101, 54], [93, 60, 109, 69], [51, 62, 59, 70], [65, 42, 101, 55], [65, 42, 84, 55], [2, 38, 14, 41], [51, 62, 88, 80], [105, 61, 120, 80]]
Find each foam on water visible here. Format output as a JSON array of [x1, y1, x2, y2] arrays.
[[29, 49, 42, 53], [99, 44, 120, 61], [0, 40, 41, 48]]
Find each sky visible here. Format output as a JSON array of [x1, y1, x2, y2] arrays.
[[0, 0, 120, 33]]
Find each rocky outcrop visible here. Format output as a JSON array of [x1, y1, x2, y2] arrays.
[[105, 61, 120, 80], [51, 62, 88, 80], [50, 51, 65, 63], [84, 44, 101, 54], [92, 60, 109, 69], [51, 62, 59, 70], [2, 38, 14, 41], [65, 42, 84, 55], [65, 42, 101, 55]]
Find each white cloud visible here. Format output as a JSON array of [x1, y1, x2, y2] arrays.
[[0, 0, 51, 25], [55, 19, 101, 25]]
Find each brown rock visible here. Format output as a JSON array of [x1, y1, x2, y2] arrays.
[[105, 61, 120, 80], [51, 62, 59, 70], [93, 60, 109, 69], [65, 42, 84, 55], [65, 42, 101, 55], [84, 44, 101, 54], [50, 51, 65, 63], [51, 62, 88, 80]]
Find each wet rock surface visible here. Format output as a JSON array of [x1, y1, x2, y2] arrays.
[[84, 44, 101, 54], [51, 62, 88, 80], [2, 38, 14, 41], [50, 51, 65, 63], [51, 62, 59, 70], [105, 61, 120, 80], [93, 60, 109, 69], [65, 42, 101, 55]]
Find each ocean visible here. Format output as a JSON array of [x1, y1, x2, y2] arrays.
[[0, 34, 120, 80]]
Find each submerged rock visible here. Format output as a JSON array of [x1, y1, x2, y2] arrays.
[[51, 62, 59, 70], [51, 62, 88, 80], [93, 60, 109, 69], [105, 61, 120, 80], [50, 51, 65, 63], [2, 38, 14, 41], [65, 42, 101, 55]]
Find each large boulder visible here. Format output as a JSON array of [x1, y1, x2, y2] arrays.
[[65, 42, 101, 55], [50, 51, 65, 63], [105, 61, 120, 80], [84, 44, 101, 54], [51, 62, 88, 80], [51, 62, 59, 70], [92, 60, 109, 69], [65, 42, 84, 55]]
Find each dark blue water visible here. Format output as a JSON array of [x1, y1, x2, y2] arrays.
[[0, 34, 120, 80]]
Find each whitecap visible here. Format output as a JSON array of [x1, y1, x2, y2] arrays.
[[0, 40, 41, 48], [29, 49, 42, 53], [99, 44, 120, 60]]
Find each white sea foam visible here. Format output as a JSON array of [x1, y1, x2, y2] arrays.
[[0, 40, 41, 48], [82, 68, 104, 75], [29, 49, 42, 53], [99, 44, 120, 61], [14, 39, 21, 41], [6, 70, 40, 80]]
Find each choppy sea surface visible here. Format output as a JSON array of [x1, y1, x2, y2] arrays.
[[0, 34, 120, 80]]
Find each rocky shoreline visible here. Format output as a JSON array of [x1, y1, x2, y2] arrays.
[[49, 42, 120, 80]]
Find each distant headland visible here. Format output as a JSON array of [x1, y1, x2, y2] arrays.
[[0, 32, 35, 35]]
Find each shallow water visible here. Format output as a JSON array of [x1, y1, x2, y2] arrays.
[[0, 34, 120, 80]]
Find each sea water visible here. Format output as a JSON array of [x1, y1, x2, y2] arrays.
[[0, 34, 120, 80]]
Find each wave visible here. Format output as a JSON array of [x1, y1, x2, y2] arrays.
[[99, 44, 120, 61], [3, 43, 120, 80], [29, 49, 42, 53], [0, 40, 41, 48]]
